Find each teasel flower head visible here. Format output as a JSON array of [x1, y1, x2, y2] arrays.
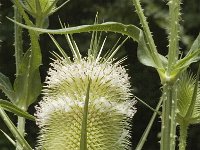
[[35, 32, 137, 149], [177, 71, 200, 125], [21, 0, 69, 27]]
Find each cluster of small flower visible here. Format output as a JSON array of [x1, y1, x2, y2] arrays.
[[35, 56, 137, 150]]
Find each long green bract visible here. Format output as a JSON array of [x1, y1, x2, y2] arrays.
[[80, 79, 91, 150], [0, 106, 32, 150], [9, 20, 140, 41], [0, 99, 35, 121], [9, 18, 168, 70]]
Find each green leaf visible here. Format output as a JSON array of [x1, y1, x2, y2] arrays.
[[9, 18, 167, 70], [0, 99, 35, 121], [0, 107, 32, 150], [134, 96, 161, 115], [174, 33, 200, 72], [135, 98, 163, 150], [137, 33, 157, 68], [187, 33, 200, 56], [14, 48, 41, 108], [137, 32, 167, 69], [12, 0, 42, 108], [7, 20, 141, 41], [0, 129, 16, 147], [0, 73, 16, 102]]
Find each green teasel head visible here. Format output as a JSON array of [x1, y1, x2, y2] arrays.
[[21, 0, 69, 27], [177, 71, 200, 125], [35, 32, 137, 149]]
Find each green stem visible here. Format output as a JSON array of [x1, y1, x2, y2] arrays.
[[36, 16, 45, 28], [0, 106, 32, 150], [132, 0, 163, 68], [160, 1, 181, 149], [136, 98, 163, 150], [17, 115, 25, 136], [16, 104, 27, 150], [16, 116, 25, 150], [135, 96, 161, 115], [14, 6, 26, 150], [170, 83, 178, 150], [179, 123, 188, 150], [167, 0, 181, 72], [14, 6, 23, 76], [161, 83, 177, 150]]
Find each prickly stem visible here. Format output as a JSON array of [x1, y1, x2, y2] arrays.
[[161, 82, 178, 150]]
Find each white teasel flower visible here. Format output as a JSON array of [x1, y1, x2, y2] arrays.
[[44, 58, 132, 102], [35, 32, 137, 150]]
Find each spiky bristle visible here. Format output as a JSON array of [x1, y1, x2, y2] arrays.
[[35, 57, 136, 149]]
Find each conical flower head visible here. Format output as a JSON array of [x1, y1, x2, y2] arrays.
[[35, 33, 136, 149], [36, 96, 136, 150], [44, 58, 132, 102], [177, 71, 200, 124], [36, 58, 136, 149], [22, 0, 56, 15]]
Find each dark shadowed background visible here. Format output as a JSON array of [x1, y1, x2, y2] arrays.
[[0, 0, 200, 149]]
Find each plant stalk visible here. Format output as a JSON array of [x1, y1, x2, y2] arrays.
[[14, 6, 27, 150], [132, 0, 163, 68], [178, 123, 188, 150], [161, 83, 177, 150], [16, 116, 26, 150], [135, 98, 163, 150], [17, 114, 26, 136], [36, 16, 45, 28], [14, 6, 23, 76], [16, 104, 27, 150], [0, 106, 32, 150], [167, 0, 181, 71], [160, 0, 181, 149]]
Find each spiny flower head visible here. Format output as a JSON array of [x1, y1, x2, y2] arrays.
[[44, 58, 132, 102], [21, 0, 69, 21], [36, 97, 136, 150], [35, 32, 136, 149], [177, 71, 200, 124]]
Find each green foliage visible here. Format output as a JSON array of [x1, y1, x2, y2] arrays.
[[0, 99, 35, 121], [176, 68, 200, 150], [177, 70, 200, 125], [174, 34, 200, 73], [0, 0, 200, 149], [0, 107, 32, 150], [0, 72, 15, 102], [11, 0, 42, 109]]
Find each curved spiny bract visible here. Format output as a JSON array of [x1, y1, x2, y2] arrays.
[[177, 71, 200, 124]]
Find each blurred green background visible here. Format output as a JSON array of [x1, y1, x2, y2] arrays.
[[0, 0, 200, 149]]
